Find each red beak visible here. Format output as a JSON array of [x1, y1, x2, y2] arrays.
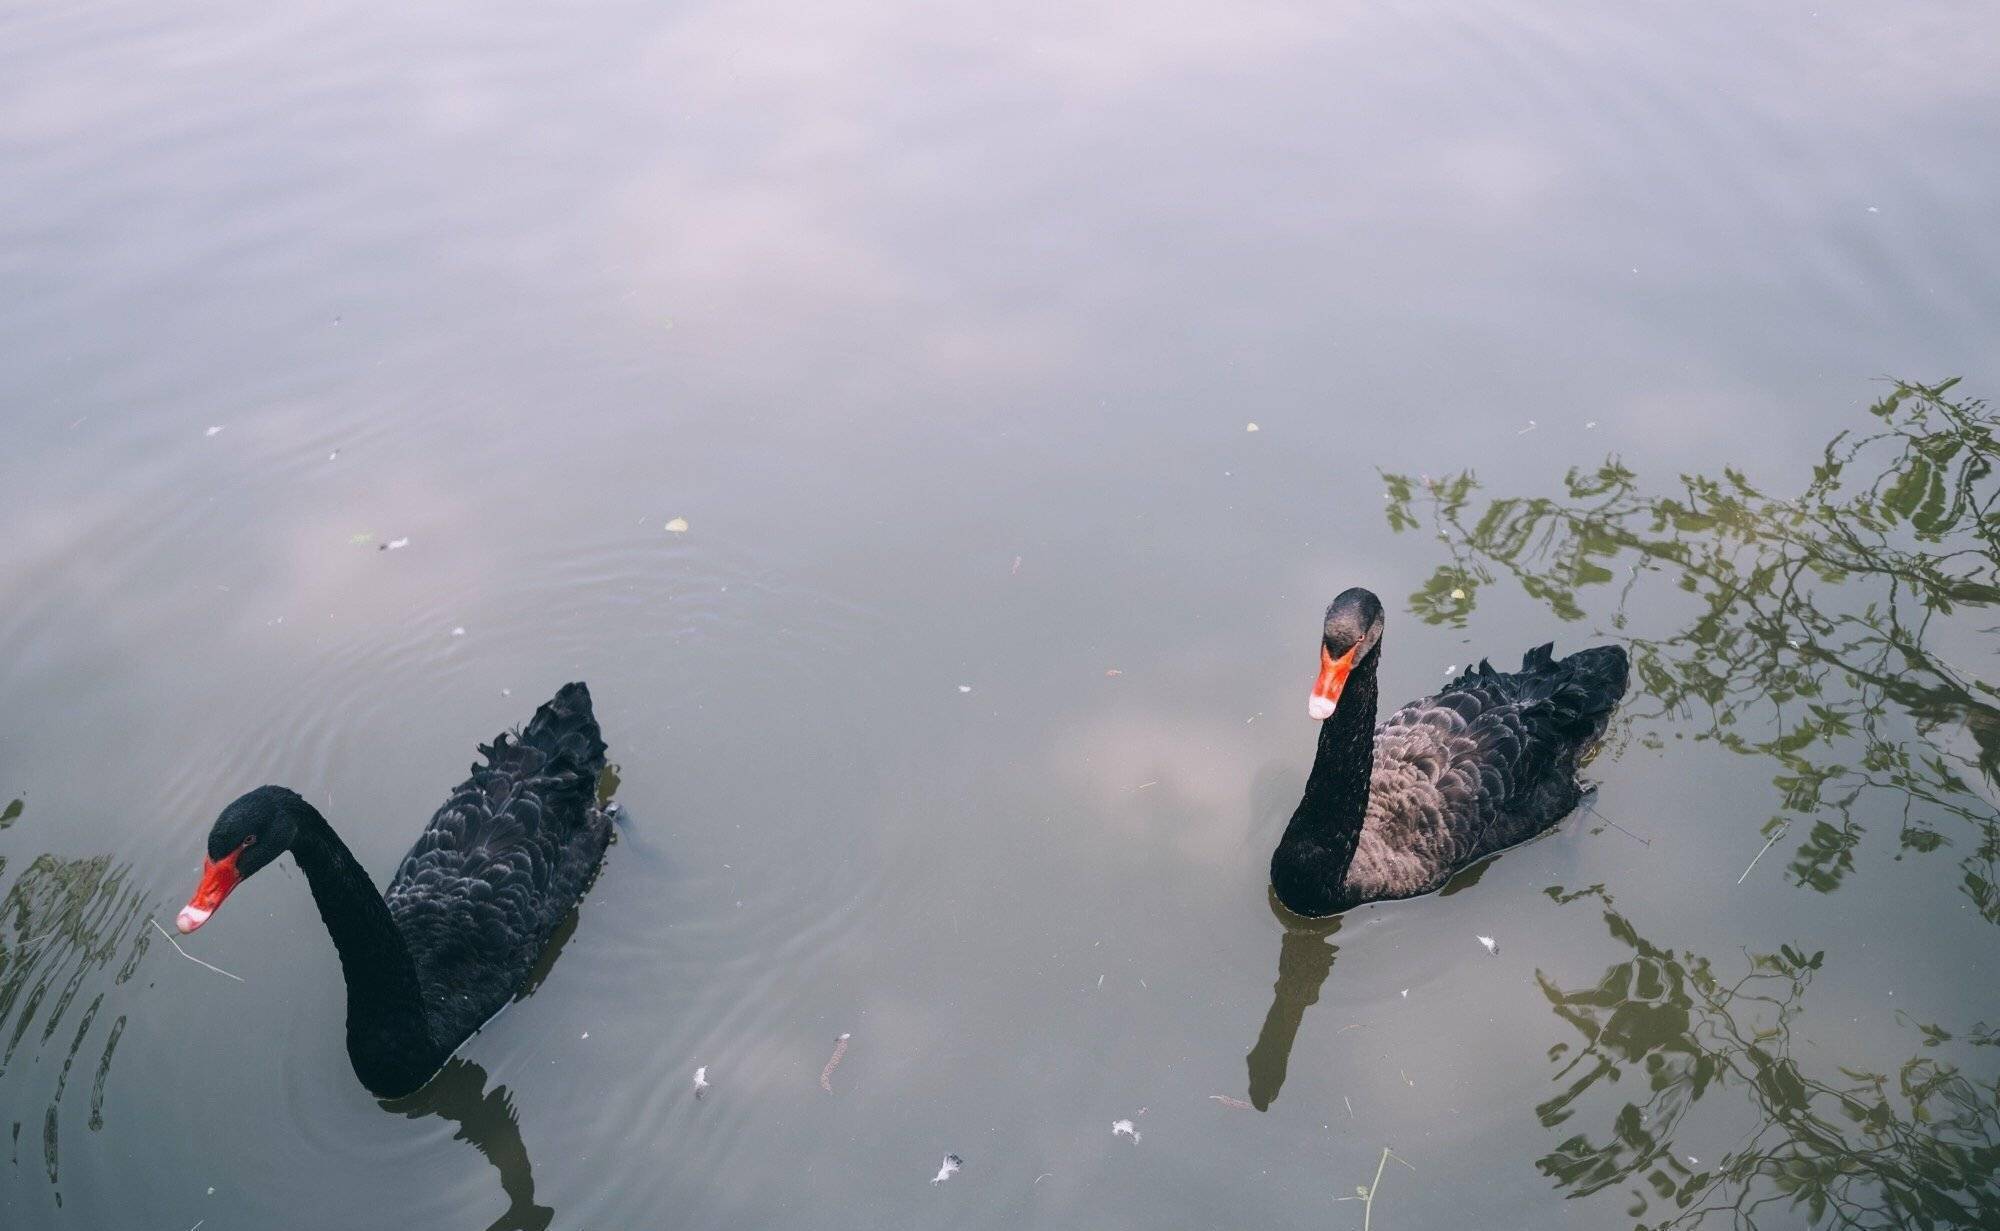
[[1310, 644, 1358, 720], [177, 845, 246, 933]]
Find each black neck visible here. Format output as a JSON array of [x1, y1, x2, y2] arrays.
[[290, 808, 443, 1097], [1271, 645, 1380, 916]]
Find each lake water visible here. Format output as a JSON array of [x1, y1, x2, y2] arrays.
[[3, 2, 1997, 1228]]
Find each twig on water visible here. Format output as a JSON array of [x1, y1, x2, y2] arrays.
[[1360, 1147, 1414, 1231], [1736, 825, 1788, 885], [149, 919, 244, 983], [1585, 801, 1651, 847]]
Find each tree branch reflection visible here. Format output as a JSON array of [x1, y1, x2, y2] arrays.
[[1383, 380, 2000, 921], [1535, 884, 1998, 1229]]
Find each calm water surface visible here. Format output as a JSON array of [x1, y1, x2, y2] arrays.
[[3, 2, 1998, 1228]]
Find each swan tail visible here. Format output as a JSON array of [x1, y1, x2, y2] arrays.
[[1542, 645, 1631, 748], [473, 682, 608, 793], [517, 681, 609, 778]]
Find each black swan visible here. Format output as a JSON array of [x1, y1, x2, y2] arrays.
[[1270, 589, 1628, 918], [176, 682, 614, 1097]]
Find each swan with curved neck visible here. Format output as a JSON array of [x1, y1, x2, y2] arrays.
[[1270, 588, 1628, 918], [177, 682, 614, 1097]]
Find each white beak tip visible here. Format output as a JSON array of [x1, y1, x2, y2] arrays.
[[1308, 697, 1336, 721], [175, 906, 210, 934]]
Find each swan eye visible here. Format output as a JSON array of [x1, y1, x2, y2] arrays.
[[241, 834, 257, 847]]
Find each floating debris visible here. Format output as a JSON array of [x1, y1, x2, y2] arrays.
[[1449, 588, 1465, 600], [1245, 422, 1260, 433], [328, 449, 340, 461], [957, 684, 972, 693], [1112, 1119, 1141, 1142], [693, 1065, 709, 1099], [1011, 555, 1022, 576], [149, 919, 244, 982], [1517, 419, 1538, 435], [204, 424, 225, 437], [1476, 935, 1498, 956], [931, 1154, 962, 1185], [1104, 668, 1123, 677], [1209, 1094, 1253, 1111], [820, 1033, 850, 1093], [383, 537, 410, 551], [450, 627, 466, 638], [580, 1032, 589, 1040], [664, 517, 689, 534], [1399, 989, 1409, 998], [1584, 421, 1598, 430]]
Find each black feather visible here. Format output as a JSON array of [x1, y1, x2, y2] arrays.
[[384, 683, 613, 1047]]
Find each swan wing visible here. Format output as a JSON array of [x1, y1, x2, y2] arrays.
[[384, 683, 610, 1039]]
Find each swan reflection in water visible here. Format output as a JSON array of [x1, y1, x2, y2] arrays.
[[384, 1058, 554, 1231], [1244, 858, 1496, 1111], [1244, 888, 1341, 1111]]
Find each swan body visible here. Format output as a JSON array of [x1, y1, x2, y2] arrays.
[[1271, 589, 1627, 918], [178, 682, 613, 1097]]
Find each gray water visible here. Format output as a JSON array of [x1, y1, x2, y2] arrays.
[[3, 2, 1998, 1228]]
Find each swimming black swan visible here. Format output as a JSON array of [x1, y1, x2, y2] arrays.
[[176, 682, 614, 1097], [1270, 589, 1628, 918]]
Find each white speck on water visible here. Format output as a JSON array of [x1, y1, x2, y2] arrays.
[[1450, 588, 1465, 600], [1245, 422, 1259, 432], [1112, 1119, 1141, 1142], [501, 688, 511, 696], [693, 1066, 709, 1099], [204, 425, 225, 437], [1097, 973, 1105, 988], [957, 684, 972, 693], [1584, 421, 1598, 430], [580, 1031, 589, 1040], [931, 1154, 962, 1184], [207, 1187, 215, 1196], [328, 449, 340, 461], [1446, 665, 1457, 675], [1866, 205, 1879, 213], [1688, 1156, 1699, 1166], [1477, 935, 1499, 955], [450, 627, 465, 637], [664, 517, 689, 533], [385, 537, 409, 550], [1517, 419, 1538, 435], [1400, 988, 1409, 998]]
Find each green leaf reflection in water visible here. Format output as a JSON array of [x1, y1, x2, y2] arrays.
[[1535, 884, 1999, 1230], [1383, 380, 2000, 920]]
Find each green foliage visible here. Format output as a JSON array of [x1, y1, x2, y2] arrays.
[[1383, 381, 2000, 922]]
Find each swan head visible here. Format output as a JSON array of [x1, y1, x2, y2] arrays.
[[177, 786, 306, 933], [1311, 588, 1384, 721]]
